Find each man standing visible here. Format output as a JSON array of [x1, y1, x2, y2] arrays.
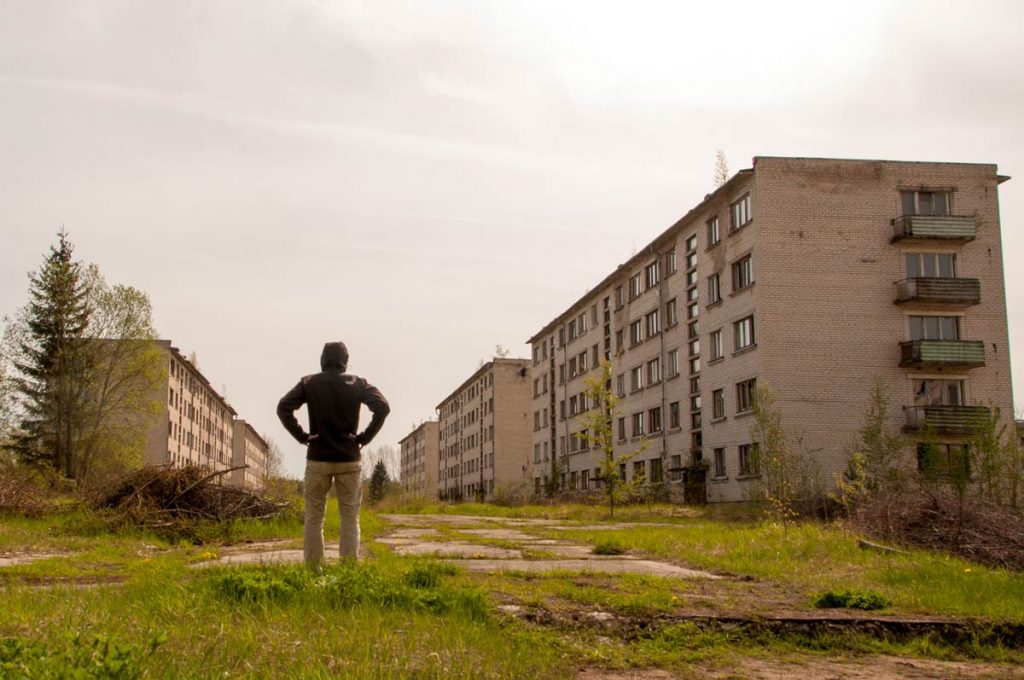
[[277, 341, 390, 570]]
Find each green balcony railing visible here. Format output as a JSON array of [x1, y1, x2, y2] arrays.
[[892, 215, 977, 242], [899, 340, 985, 368], [895, 277, 981, 306], [904, 405, 991, 435]]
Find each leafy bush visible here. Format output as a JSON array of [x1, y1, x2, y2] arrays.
[[592, 539, 628, 556], [0, 632, 166, 679], [813, 589, 890, 610]]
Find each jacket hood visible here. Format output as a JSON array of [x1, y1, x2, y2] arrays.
[[320, 341, 349, 371]]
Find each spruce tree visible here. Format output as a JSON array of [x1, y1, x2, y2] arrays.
[[369, 459, 390, 503], [10, 230, 91, 478]]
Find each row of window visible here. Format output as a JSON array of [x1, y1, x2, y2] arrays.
[[706, 193, 753, 248], [711, 443, 759, 479]]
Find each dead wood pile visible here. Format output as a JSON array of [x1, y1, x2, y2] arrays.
[[0, 467, 51, 517], [853, 487, 1024, 571], [93, 465, 290, 531]]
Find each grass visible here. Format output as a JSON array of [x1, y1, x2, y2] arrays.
[[2, 500, 1024, 676]]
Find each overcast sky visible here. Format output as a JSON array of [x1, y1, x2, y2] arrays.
[[2, 1, 1023, 478]]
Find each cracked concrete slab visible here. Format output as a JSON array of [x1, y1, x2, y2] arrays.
[[457, 558, 719, 578], [377, 539, 521, 559]]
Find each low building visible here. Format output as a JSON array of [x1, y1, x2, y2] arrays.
[[437, 358, 532, 501], [232, 420, 269, 489], [144, 340, 268, 487], [399, 421, 440, 499]]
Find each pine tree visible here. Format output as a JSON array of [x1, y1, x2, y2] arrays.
[[369, 459, 390, 503], [10, 230, 92, 478]]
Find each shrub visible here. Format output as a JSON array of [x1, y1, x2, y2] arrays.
[[813, 589, 890, 610], [592, 539, 628, 556]]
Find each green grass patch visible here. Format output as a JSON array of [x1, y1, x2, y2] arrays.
[[814, 589, 891, 610], [592, 539, 628, 556]]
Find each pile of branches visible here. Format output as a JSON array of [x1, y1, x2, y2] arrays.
[[852, 486, 1024, 571], [0, 466, 52, 517], [93, 465, 290, 536]]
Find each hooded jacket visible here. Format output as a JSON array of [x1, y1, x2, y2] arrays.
[[277, 342, 390, 462]]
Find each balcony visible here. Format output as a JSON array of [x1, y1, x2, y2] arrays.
[[903, 405, 991, 435], [900, 340, 985, 369], [895, 278, 981, 307], [891, 215, 976, 242]]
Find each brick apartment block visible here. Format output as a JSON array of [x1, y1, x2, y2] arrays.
[[399, 420, 440, 500], [144, 341, 269, 487], [437, 358, 533, 501], [528, 156, 1013, 503]]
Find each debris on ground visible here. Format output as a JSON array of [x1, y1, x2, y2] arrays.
[[92, 465, 291, 538], [0, 467, 52, 517]]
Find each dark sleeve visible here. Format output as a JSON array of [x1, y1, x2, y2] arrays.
[[355, 380, 390, 446], [277, 380, 310, 444]]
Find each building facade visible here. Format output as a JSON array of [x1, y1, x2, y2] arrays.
[[437, 358, 532, 501], [399, 421, 440, 499], [528, 157, 1013, 502], [145, 341, 268, 486], [231, 420, 269, 489]]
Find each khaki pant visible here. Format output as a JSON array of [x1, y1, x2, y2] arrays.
[[304, 459, 362, 570]]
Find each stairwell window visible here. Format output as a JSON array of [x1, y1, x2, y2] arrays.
[[910, 316, 960, 341]]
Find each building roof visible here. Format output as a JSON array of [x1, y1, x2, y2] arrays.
[[159, 339, 238, 416], [435, 357, 530, 411], [526, 166, 753, 344], [398, 420, 438, 446]]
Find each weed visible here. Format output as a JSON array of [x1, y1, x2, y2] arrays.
[[592, 539, 627, 556], [813, 589, 891, 610], [0, 631, 166, 679]]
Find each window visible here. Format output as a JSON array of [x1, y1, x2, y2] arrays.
[[645, 310, 661, 337], [629, 273, 643, 299], [568, 357, 577, 378], [708, 273, 721, 305], [709, 329, 723, 361], [579, 429, 589, 450], [533, 411, 541, 431], [533, 378, 540, 397], [581, 469, 590, 488], [647, 357, 661, 384], [713, 448, 726, 477], [615, 329, 623, 352], [685, 233, 698, 253], [533, 444, 541, 464], [616, 373, 625, 397], [734, 316, 755, 350], [618, 417, 626, 441], [649, 407, 662, 433], [615, 285, 624, 308], [730, 194, 751, 230], [580, 393, 589, 411], [632, 412, 645, 437], [579, 312, 587, 334], [669, 401, 680, 429], [687, 302, 699, 320], [559, 399, 566, 420], [645, 261, 660, 289], [667, 349, 680, 377], [689, 357, 701, 374], [665, 298, 678, 327], [691, 412, 702, 428], [689, 320, 699, 339], [689, 338, 700, 358], [906, 253, 956, 279], [737, 378, 756, 413], [650, 458, 663, 483], [916, 442, 969, 477], [629, 319, 643, 345], [914, 379, 964, 406], [633, 460, 645, 480], [591, 344, 598, 368], [712, 389, 725, 419], [569, 395, 578, 416], [568, 319, 578, 341], [902, 190, 950, 217], [665, 250, 677, 275], [739, 443, 759, 476], [578, 351, 588, 373], [732, 255, 753, 291], [910, 316, 960, 341], [630, 365, 643, 391], [707, 216, 720, 246]]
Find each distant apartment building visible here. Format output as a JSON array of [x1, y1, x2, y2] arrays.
[[399, 421, 440, 499], [437, 358, 532, 501], [231, 420, 268, 490], [528, 156, 1013, 503], [144, 341, 268, 486]]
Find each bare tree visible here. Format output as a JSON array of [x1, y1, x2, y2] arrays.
[[714, 150, 729, 187]]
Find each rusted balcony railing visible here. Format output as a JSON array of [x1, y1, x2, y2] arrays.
[[899, 340, 985, 368], [892, 215, 976, 242], [903, 405, 991, 435], [895, 277, 981, 307]]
